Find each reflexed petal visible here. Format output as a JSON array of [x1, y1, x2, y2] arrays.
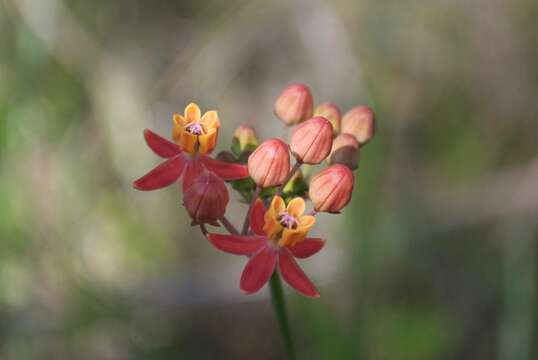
[[287, 197, 305, 218], [133, 155, 185, 191], [200, 110, 220, 130], [288, 238, 325, 259], [207, 233, 265, 255], [144, 129, 181, 158], [182, 160, 203, 192], [179, 131, 197, 154], [173, 113, 188, 127], [250, 199, 266, 236], [278, 250, 319, 298], [184, 103, 201, 122], [240, 247, 277, 294], [198, 129, 218, 155], [200, 156, 249, 180]]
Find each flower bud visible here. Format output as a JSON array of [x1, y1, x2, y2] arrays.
[[233, 125, 258, 152], [329, 133, 360, 170], [309, 164, 354, 213], [183, 171, 229, 225], [314, 102, 341, 134], [290, 117, 333, 164], [248, 138, 290, 187], [274, 83, 314, 125], [341, 106, 376, 145]]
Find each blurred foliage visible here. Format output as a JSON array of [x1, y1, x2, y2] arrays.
[[1, 0, 538, 359]]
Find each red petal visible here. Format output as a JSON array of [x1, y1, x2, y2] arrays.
[[133, 155, 186, 191], [144, 129, 181, 158], [278, 250, 319, 298], [181, 159, 203, 192], [200, 156, 249, 180], [250, 199, 266, 236], [207, 233, 265, 255], [288, 238, 325, 259], [240, 247, 276, 294]]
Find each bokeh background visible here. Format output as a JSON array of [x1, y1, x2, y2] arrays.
[[1, 0, 537, 359]]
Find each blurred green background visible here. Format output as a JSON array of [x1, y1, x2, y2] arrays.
[[1, 0, 537, 359]]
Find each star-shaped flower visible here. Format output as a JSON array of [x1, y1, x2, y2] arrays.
[[133, 103, 248, 191], [207, 196, 325, 297]]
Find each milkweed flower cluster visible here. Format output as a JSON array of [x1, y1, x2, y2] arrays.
[[133, 84, 376, 298]]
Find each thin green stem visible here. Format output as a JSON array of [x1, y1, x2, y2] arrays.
[[269, 272, 296, 360], [276, 161, 302, 196]]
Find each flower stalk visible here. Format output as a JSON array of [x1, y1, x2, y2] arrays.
[[219, 216, 239, 235], [276, 161, 302, 196], [269, 272, 296, 360]]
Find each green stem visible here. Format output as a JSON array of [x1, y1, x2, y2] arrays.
[[269, 272, 296, 360], [276, 161, 302, 196]]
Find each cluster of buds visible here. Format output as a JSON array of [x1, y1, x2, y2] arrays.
[[133, 83, 376, 298]]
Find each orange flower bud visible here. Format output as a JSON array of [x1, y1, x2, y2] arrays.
[[314, 102, 341, 134], [233, 125, 258, 152], [248, 138, 290, 187], [329, 133, 360, 170], [290, 117, 333, 164], [341, 106, 376, 145], [309, 164, 354, 213], [183, 171, 229, 225], [274, 83, 314, 125]]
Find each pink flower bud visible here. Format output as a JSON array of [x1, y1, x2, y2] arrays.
[[274, 83, 314, 125], [290, 117, 333, 164], [314, 102, 341, 134], [341, 106, 376, 145], [183, 171, 229, 225], [233, 125, 258, 152], [248, 138, 290, 187], [309, 164, 354, 213], [329, 133, 360, 170]]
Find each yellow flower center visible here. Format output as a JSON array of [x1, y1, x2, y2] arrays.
[[172, 103, 220, 155], [263, 196, 316, 248]]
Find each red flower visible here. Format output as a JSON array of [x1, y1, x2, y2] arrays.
[[207, 197, 325, 298], [133, 129, 248, 191]]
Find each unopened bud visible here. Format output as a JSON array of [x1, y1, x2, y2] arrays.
[[309, 164, 354, 213], [233, 125, 258, 152], [248, 138, 290, 187], [341, 106, 376, 145], [290, 117, 333, 164], [183, 171, 229, 225], [329, 133, 360, 170], [314, 102, 341, 134], [274, 83, 314, 125]]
